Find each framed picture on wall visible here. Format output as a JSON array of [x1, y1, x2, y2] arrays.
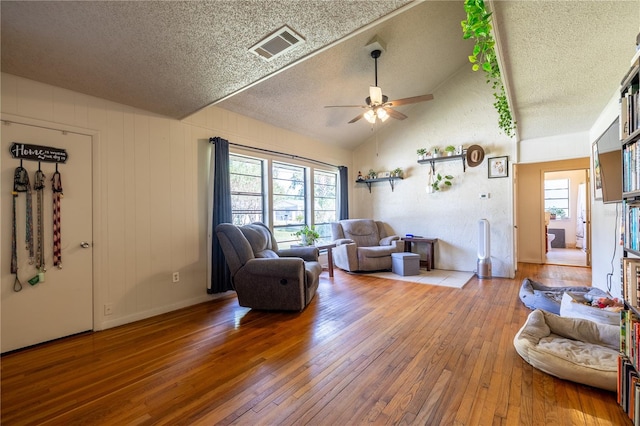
[[488, 156, 509, 178], [592, 141, 602, 200]]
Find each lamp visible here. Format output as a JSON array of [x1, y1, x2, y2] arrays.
[[364, 107, 389, 124]]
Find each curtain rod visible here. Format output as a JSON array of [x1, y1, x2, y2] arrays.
[[209, 137, 341, 169]]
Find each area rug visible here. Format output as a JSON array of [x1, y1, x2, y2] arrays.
[[362, 269, 475, 289]]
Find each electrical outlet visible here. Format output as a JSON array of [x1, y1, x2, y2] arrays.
[[479, 193, 490, 199], [104, 304, 113, 316], [172, 272, 180, 283]]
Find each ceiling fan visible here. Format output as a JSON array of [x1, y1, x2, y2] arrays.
[[325, 49, 434, 124]]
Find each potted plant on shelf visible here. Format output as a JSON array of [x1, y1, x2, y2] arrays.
[[391, 167, 403, 178], [432, 147, 441, 158], [292, 225, 320, 246], [430, 173, 454, 192], [547, 207, 566, 220], [368, 169, 378, 179], [417, 148, 427, 160], [445, 145, 456, 156]]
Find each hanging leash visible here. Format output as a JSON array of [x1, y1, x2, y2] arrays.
[[52, 166, 63, 269], [11, 187, 21, 292], [34, 166, 46, 273], [11, 165, 33, 292]]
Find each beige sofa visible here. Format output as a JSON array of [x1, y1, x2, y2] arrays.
[[330, 219, 403, 272]]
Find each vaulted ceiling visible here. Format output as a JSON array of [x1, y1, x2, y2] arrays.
[[2, 1, 639, 150]]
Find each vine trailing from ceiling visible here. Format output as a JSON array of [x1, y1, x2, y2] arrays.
[[461, 0, 516, 137]]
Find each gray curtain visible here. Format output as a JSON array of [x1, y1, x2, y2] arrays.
[[338, 166, 349, 220], [209, 137, 233, 293]]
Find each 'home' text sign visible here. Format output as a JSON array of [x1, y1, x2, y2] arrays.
[[10, 142, 68, 163]]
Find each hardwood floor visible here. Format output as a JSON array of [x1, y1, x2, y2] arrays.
[[1, 263, 629, 425]]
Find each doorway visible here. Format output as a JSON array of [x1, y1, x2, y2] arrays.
[[514, 157, 591, 266], [1, 121, 94, 352], [543, 169, 589, 267]]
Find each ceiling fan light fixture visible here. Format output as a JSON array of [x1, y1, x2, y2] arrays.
[[377, 107, 388, 121], [364, 110, 376, 124]]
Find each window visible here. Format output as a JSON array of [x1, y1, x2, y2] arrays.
[[272, 162, 307, 244], [227, 153, 339, 247], [230, 154, 264, 225], [313, 170, 337, 241], [544, 178, 569, 218]]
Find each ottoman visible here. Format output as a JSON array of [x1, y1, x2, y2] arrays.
[[391, 252, 420, 276]]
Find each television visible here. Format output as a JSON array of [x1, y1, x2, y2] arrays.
[[595, 117, 622, 204]]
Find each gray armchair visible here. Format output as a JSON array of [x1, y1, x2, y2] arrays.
[[330, 219, 403, 272], [215, 222, 322, 311]]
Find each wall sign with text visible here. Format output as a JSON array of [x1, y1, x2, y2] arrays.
[[10, 142, 68, 163]]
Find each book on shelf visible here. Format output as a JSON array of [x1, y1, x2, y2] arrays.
[[624, 258, 640, 308], [623, 94, 630, 140], [635, 383, 640, 426]]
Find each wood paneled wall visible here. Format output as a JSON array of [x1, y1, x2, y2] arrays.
[[1, 73, 350, 332]]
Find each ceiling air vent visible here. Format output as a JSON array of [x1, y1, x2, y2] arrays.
[[249, 25, 305, 61]]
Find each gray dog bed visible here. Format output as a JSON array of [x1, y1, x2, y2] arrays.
[[518, 278, 607, 315]]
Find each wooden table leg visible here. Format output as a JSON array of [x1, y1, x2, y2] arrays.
[[327, 247, 334, 277]]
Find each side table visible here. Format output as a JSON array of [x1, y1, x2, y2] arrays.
[[291, 242, 336, 277], [403, 237, 437, 271]]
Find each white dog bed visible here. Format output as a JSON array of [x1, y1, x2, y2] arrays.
[[513, 309, 619, 391]]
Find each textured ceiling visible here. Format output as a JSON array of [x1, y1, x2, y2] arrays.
[[2, 1, 640, 149], [492, 1, 640, 141], [0, 0, 412, 119]]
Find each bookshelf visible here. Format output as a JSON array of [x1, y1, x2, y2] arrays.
[[620, 50, 640, 424]]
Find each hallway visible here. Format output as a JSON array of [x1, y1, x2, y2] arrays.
[[546, 247, 587, 267]]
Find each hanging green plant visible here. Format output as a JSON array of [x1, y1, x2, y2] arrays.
[[461, 0, 516, 137]]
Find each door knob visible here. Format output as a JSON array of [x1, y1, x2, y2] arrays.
[[80, 242, 91, 248]]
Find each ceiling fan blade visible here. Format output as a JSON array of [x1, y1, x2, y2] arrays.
[[384, 107, 407, 120], [348, 112, 366, 124], [324, 105, 367, 108], [369, 86, 383, 105], [386, 94, 434, 107]]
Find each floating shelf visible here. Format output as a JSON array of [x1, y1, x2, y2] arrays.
[[418, 154, 466, 173], [356, 176, 403, 193]]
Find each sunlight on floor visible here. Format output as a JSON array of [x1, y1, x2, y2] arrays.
[[545, 248, 587, 267]]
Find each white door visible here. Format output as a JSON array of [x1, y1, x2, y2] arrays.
[[1, 122, 93, 352]]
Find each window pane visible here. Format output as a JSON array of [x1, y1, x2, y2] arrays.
[[544, 178, 570, 218], [545, 189, 568, 199], [230, 174, 262, 193], [273, 163, 307, 246], [314, 170, 337, 241], [230, 154, 264, 224]]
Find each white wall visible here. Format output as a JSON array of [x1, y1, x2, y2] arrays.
[[519, 132, 590, 163], [351, 66, 516, 278], [1, 73, 350, 331], [590, 92, 623, 296]]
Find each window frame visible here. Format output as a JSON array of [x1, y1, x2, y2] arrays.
[[544, 178, 570, 219], [229, 153, 266, 226]]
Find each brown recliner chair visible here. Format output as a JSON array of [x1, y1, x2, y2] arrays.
[[215, 222, 322, 311], [330, 219, 403, 272]]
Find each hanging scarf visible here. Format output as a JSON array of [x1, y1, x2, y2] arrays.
[[34, 168, 46, 271], [11, 166, 33, 292], [52, 169, 63, 268]]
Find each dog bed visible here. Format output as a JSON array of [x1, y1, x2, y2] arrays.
[[519, 278, 607, 315], [513, 309, 619, 391]]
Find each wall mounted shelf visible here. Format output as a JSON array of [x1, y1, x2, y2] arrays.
[[418, 154, 466, 173], [356, 176, 403, 193]]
